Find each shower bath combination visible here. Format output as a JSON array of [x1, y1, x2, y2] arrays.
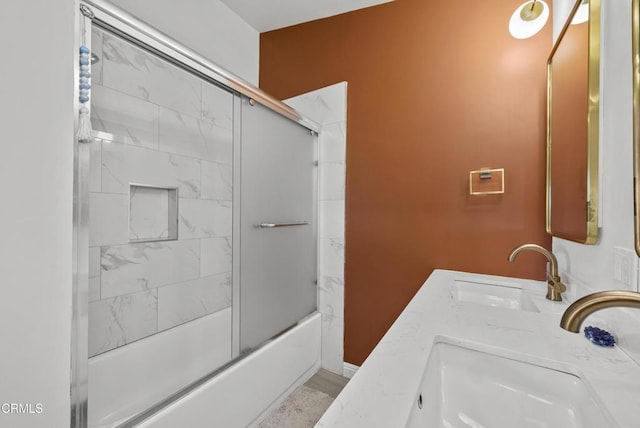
[[72, 1, 323, 427]]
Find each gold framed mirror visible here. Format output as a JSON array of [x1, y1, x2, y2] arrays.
[[546, 0, 600, 243], [634, 0, 640, 256]]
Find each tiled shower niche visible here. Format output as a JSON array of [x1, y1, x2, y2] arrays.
[[129, 185, 179, 243], [88, 26, 233, 357]]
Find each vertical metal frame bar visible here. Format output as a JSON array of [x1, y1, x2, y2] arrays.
[[232, 94, 242, 358], [312, 130, 319, 308], [633, 0, 640, 257], [586, 0, 601, 243], [546, 60, 553, 235], [71, 7, 92, 428]]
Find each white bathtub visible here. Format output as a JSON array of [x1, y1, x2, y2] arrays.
[[89, 310, 321, 427]]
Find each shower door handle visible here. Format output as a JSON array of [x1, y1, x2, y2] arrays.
[[258, 221, 309, 228]]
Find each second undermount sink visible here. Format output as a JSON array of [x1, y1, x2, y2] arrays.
[[451, 279, 539, 312], [405, 339, 616, 428]]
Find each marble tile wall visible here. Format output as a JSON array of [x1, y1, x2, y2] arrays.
[[285, 82, 347, 375], [88, 28, 234, 357]]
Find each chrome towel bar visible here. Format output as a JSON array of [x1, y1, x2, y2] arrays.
[[258, 221, 309, 228]]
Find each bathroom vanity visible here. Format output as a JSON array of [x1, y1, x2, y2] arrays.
[[316, 270, 640, 427]]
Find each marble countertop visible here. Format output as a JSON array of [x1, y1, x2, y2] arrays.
[[316, 270, 640, 428]]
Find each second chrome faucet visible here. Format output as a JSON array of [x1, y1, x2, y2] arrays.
[[508, 244, 567, 301]]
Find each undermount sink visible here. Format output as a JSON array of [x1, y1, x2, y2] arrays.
[[405, 339, 615, 428], [451, 279, 539, 312]]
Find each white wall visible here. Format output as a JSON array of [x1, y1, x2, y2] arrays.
[[108, 0, 260, 85], [552, 0, 637, 296], [0, 1, 77, 427]]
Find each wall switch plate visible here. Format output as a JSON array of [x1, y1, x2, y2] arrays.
[[613, 247, 639, 291]]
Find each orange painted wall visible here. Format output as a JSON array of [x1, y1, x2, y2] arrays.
[[260, 0, 552, 365]]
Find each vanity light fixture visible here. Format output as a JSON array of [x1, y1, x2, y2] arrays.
[[509, 0, 550, 39]]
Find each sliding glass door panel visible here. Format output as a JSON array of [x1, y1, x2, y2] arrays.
[[239, 98, 317, 352]]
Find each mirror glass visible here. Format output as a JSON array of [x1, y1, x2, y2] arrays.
[[547, 0, 600, 243]]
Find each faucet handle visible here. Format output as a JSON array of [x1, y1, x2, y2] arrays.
[[547, 274, 567, 293]]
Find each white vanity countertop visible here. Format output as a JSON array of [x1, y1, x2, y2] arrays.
[[316, 269, 640, 428]]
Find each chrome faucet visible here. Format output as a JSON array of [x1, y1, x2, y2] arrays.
[[507, 244, 567, 301], [560, 290, 640, 332]]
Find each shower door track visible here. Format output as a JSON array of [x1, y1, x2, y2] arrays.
[[79, 0, 320, 133]]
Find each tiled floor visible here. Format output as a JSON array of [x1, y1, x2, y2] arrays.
[[256, 369, 349, 427], [304, 368, 349, 398]]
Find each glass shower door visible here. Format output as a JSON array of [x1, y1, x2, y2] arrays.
[[78, 4, 321, 425], [239, 98, 318, 352], [87, 25, 236, 426]]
